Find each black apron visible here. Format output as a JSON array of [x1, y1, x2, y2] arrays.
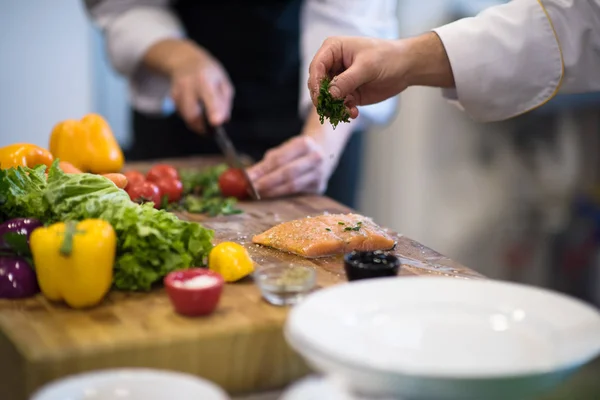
[[128, 0, 363, 207]]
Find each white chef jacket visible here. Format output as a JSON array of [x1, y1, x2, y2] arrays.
[[84, 0, 399, 129], [433, 0, 600, 122]]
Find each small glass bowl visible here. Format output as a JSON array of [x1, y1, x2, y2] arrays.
[[255, 264, 316, 306]]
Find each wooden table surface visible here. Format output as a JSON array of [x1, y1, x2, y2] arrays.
[[0, 157, 484, 400]]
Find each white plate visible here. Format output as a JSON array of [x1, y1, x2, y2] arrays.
[[281, 375, 397, 400], [285, 277, 600, 399], [31, 368, 230, 400]]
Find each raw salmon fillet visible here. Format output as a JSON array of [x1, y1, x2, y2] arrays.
[[252, 213, 396, 258]]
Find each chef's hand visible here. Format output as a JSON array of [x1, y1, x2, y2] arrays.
[[246, 136, 328, 198], [143, 39, 234, 132], [308, 33, 455, 118], [247, 109, 353, 198]]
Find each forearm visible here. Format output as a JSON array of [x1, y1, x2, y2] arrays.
[[142, 38, 204, 77], [402, 33, 455, 89]]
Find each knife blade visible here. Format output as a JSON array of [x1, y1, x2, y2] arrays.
[[200, 106, 261, 200]]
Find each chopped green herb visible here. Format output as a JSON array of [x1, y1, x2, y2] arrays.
[[179, 164, 228, 197], [316, 77, 350, 129], [174, 195, 242, 217], [338, 222, 345, 225], [325, 228, 332, 232], [344, 223, 362, 232], [167, 164, 242, 217]]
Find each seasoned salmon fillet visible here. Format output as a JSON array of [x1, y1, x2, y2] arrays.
[[252, 213, 396, 258]]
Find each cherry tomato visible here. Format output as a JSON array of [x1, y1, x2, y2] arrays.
[[127, 181, 162, 209], [218, 168, 249, 200], [146, 164, 179, 183], [123, 170, 146, 189], [154, 178, 183, 203]]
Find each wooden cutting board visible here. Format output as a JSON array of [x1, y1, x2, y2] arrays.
[[0, 157, 484, 400]]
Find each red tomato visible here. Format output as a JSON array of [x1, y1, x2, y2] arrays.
[[123, 170, 146, 189], [218, 168, 249, 200], [127, 181, 162, 209], [154, 178, 183, 203], [146, 164, 179, 183]]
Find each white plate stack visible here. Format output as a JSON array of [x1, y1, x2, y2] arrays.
[[284, 277, 600, 400]]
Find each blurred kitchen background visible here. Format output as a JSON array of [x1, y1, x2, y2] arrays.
[[1, 0, 599, 397]]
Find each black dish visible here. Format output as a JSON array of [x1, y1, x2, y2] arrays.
[[343, 250, 400, 281]]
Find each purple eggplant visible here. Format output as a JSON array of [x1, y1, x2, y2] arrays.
[[0, 218, 43, 253], [0, 256, 39, 299]]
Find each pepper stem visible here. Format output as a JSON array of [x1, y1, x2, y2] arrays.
[[60, 221, 83, 257]]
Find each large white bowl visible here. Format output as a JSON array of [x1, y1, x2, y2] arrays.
[[285, 277, 600, 399], [31, 368, 230, 400]]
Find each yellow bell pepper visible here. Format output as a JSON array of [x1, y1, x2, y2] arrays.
[[208, 242, 254, 282], [30, 219, 116, 309], [49, 113, 124, 174], [0, 143, 54, 169]]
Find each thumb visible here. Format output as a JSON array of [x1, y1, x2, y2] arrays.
[[328, 59, 372, 100]]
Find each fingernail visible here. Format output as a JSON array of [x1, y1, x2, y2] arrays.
[[329, 85, 341, 99]]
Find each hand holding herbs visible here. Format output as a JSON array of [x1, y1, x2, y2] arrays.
[[308, 36, 412, 120], [316, 76, 351, 129]]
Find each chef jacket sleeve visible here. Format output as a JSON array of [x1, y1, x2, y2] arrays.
[[433, 0, 600, 122], [300, 0, 400, 128], [84, 0, 183, 114]]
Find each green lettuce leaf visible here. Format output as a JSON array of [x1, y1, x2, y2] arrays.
[[106, 203, 214, 290], [44, 162, 131, 221], [0, 164, 50, 222]]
